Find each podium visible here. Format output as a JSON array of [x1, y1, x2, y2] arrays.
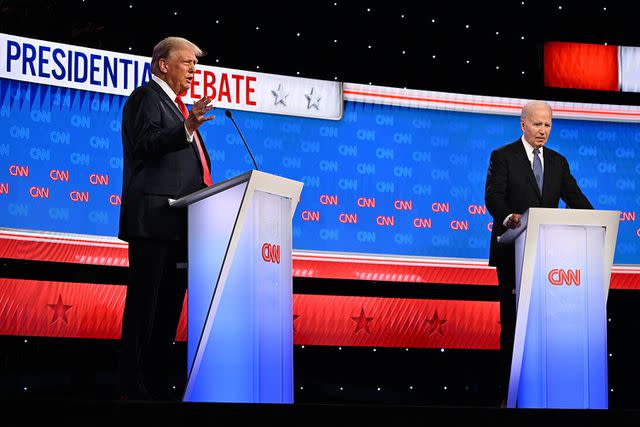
[[498, 208, 619, 409], [170, 170, 303, 403]]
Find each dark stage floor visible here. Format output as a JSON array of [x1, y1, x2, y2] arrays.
[[4, 398, 640, 427]]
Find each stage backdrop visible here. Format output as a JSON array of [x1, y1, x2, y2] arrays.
[[0, 33, 639, 347], [1, 77, 639, 264]]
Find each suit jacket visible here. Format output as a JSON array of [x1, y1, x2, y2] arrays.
[[118, 79, 211, 242], [485, 139, 593, 269]]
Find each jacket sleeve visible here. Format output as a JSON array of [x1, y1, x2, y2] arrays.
[[485, 148, 512, 225], [123, 88, 189, 162]]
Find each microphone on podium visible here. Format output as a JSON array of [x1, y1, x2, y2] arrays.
[[225, 109, 259, 171]]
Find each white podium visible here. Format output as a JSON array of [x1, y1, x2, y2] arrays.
[[170, 170, 303, 403], [498, 208, 619, 409]]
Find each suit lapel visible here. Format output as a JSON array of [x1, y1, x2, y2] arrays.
[[148, 80, 184, 121], [148, 80, 212, 175], [148, 80, 210, 165], [513, 140, 542, 199]]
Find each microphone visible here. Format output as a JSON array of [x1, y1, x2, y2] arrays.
[[225, 109, 259, 171]]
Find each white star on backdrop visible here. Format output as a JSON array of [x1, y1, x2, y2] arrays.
[[271, 83, 289, 106], [305, 87, 322, 110]]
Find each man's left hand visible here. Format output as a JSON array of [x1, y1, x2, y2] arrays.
[[185, 96, 215, 133]]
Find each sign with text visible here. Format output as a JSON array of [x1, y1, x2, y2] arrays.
[[0, 33, 342, 119]]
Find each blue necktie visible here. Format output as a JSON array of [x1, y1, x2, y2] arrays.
[[533, 148, 543, 194]]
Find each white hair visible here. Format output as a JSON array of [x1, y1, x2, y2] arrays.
[[521, 100, 552, 121], [150, 37, 204, 75]]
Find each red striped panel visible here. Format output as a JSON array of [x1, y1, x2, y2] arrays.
[[609, 272, 640, 290], [0, 232, 128, 267], [343, 84, 640, 121], [544, 41, 619, 91], [176, 293, 187, 341], [0, 279, 498, 349], [294, 258, 498, 285], [0, 231, 497, 285], [0, 278, 125, 339], [292, 294, 499, 349], [0, 231, 638, 289]]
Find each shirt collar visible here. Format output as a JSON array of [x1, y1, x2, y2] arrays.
[[521, 135, 543, 155], [152, 74, 179, 102]]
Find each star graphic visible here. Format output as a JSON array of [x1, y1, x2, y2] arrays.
[[351, 307, 374, 335], [305, 87, 322, 110], [293, 314, 300, 332], [271, 83, 289, 106], [425, 310, 447, 336], [47, 294, 73, 324]]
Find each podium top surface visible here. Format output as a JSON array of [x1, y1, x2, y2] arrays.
[[497, 208, 620, 244], [169, 170, 303, 208]]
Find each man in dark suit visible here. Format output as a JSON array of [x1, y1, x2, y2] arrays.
[[485, 100, 593, 405], [118, 37, 214, 400]]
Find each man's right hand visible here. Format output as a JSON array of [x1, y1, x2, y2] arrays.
[[506, 213, 522, 229]]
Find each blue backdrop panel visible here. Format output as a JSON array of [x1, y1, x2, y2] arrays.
[[1, 77, 638, 264]]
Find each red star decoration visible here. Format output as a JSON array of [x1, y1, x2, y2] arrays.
[[47, 294, 73, 324], [351, 307, 374, 335], [293, 314, 300, 332], [425, 310, 447, 336]]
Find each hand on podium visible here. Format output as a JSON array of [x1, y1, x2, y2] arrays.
[[506, 213, 522, 229]]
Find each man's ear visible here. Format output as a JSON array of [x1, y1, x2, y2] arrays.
[[520, 119, 525, 132], [159, 58, 168, 74]]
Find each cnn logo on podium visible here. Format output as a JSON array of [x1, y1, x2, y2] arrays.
[[548, 268, 581, 286], [261, 243, 281, 264]]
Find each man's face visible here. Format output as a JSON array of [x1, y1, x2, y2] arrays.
[[521, 105, 552, 149], [159, 47, 197, 96]]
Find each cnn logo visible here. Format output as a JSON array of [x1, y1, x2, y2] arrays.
[[261, 243, 280, 264], [548, 269, 581, 286]]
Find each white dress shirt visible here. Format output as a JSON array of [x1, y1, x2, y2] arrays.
[[151, 74, 194, 142], [521, 135, 544, 171]]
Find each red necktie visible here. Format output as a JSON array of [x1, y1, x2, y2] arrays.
[[175, 96, 213, 187]]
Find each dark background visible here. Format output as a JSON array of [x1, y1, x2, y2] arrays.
[[1, 0, 639, 407], [4, 0, 640, 104]]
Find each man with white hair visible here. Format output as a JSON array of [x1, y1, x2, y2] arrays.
[[118, 37, 214, 400], [485, 100, 593, 406]]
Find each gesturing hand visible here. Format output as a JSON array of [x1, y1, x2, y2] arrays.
[[185, 96, 215, 133]]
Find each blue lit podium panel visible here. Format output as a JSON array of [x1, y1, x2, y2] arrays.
[[499, 208, 620, 409], [170, 171, 303, 403]]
